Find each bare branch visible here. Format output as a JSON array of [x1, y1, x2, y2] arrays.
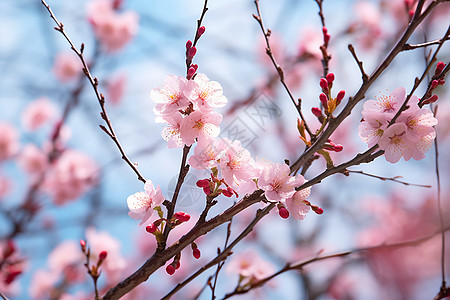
[[347, 170, 432, 188]]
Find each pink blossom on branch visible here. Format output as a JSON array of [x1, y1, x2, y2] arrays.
[[127, 180, 165, 226], [180, 110, 222, 146], [184, 73, 228, 112], [285, 187, 312, 220], [219, 139, 256, 186], [258, 162, 304, 202], [152, 75, 190, 116], [21, 97, 56, 131]]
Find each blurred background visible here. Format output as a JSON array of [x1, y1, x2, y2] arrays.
[[0, 0, 449, 299]]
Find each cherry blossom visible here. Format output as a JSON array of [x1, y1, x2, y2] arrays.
[[0, 122, 19, 162], [219, 139, 256, 186], [87, 0, 139, 53], [127, 179, 165, 226], [258, 162, 304, 201], [18, 144, 47, 175], [363, 87, 405, 116], [184, 73, 228, 111], [180, 110, 222, 146], [159, 113, 184, 148], [378, 123, 410, 163], [226, 250, 275, 282], [107, 73, 127, 105], [152, 75, 190, 116], [53, 53, 81, 82], [397, 101, 437, 142], [188, 138, 228, 169], [21, 97, 56, 131], [285, 188, 312, 220], [44, 150, 99, 205]]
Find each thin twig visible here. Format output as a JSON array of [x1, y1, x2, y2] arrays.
[[161, 204, 275, 300], [347, 170, 432, 188], [210, 221, 233, 299], [348, 44, 368, 83], [314, 0, 332, 77], [252, 0, 313, 137], [41, 0, 146, 183], [403, 37, 450, 50], [0, 292, 9, 300], [223, 225, 450, 299]]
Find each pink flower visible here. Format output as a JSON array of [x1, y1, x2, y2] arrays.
[[358, 111, 390, 147], [53, 53, 81, 82], [152, 75, 190, 116], [184, 73, 228, 112], [85, 227, 126, 281], [44, 150, 99, 205], [0, 122, 19, 162], [48, 241, 84, 282], [285, 188, 311, 220], [258, 162, 304, 201], [87, 0, 139, 53], [159, 113, 184, 148], [219, 139, 256, 185], [18, 144, 47, 175], [180, 111, 222, 146], [378, 123, 410, 163], [127, 180, 165, 226], [188, 138, 228, 169], [226, 250, 274, 282], [21, 97, 56, 131], [397, 100, 437, 142], [29, 270, 59, 300], [107, 73, 127, 105], [362, 87, 405, 116]]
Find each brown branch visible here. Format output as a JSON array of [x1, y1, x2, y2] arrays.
[[314, 0, 331, 77], [101, 190, 265, 300], [223, 225, 450, 299], [347, 170, 432, 188], [40, 0, 146, 183], [348, 44, 368, 83], [403, 37, 450, 50], [161, 203, 275, 300], [252, 0, 313, 137], [0, 292, 9, 300], [185, 0, 208, 72], [289, 0, 447, 173]]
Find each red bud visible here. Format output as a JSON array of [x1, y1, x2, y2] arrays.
[[193, 248, 201, 259], [166, 264, 175, 275]]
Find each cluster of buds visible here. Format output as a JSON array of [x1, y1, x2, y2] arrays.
[[80, 239, 107, 280], [196, 169, 238, 198], [421, 61, 446, 105], [1, 240, 23, 285], [185, 26, 206, 79], [315, 73, 345, 116], [166, 252, 181, 275]]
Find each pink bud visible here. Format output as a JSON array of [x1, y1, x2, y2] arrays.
[[422, 95, 438, 105], [319, 93, 328, 107], [187, 67, 196, 78], [99, 251, 108, 261], [311, 107, 323, 118], [332, 144, 343, 152], [312, 205, 323, 215], [174, 211, 191, 222], [222, 189, 233, 197], [438, 79, 445, 86], [319, 78, 328, 90], [326, 73, 335, 83], [146, 223, 157, 233], [197, 26, 206, 37], [324, 33, 330, 45], [431, 80, 439, 89], [188, 47, 197, 59], [186, 40, 192, 50], [191, 64, 198, 71], [193, 248, 201, 259], [166, 264, 175, 275], [176, 261, 181, 269], [336, 90, 345, 105], [80, 240, 86, 252], [203, 186, 211, 195], [278, 206, 289, 219], [196, 179, 210, 188], [435, 61, 445, 74], [322, 26, 328, 34]]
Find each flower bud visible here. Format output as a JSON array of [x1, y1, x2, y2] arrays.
[[186, 40, 193, 50], [319, 78, 328, 91], [99, 251, 108, 261], [319, 93, 328, 107], [166, 264, 175, 275], [174, 211, 191, 222], [197, 26, 206, 37], [187, 67, 196, 78], [431, 80, 439, 89], [188, 47, 197, 59], [196, 179, 210, 187], [336, 90, 345, 105], [326, 73, 335, 83], [146, 223, 158, 233], [193, 248, 201, 259], [311, 107, 323, 118], [435, 61, 445, 75]]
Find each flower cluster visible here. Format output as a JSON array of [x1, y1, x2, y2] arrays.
[[359, 87, 438, 163], [152, 74, 227, 148]]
